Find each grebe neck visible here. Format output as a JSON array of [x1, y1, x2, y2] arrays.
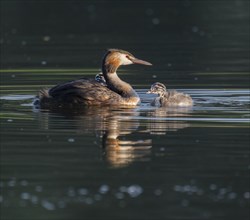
[[102, 62, 138, 98]]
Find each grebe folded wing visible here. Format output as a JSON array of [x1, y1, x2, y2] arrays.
[[48, 79, 122, 105]]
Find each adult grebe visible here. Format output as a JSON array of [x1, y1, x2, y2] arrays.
[[38, 49, 152, 107], [147, 82, 193, 107]]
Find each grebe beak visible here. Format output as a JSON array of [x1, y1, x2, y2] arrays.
[[132, 58, 152, 66]]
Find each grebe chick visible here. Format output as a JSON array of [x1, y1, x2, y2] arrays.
[[95, 73, 106, 86], [38, 49, 152, 107], [147, 82, 193, 107]]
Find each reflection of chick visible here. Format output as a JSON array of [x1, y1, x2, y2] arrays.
[[147, 82, 193, 107], [146, 107, 191, 135], [102, 132, 152, 168]]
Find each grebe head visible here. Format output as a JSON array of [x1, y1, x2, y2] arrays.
[[102, 49, 152, 74], [147, 82, 167, 96]]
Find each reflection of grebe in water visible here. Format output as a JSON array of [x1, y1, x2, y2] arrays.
[[101, 130, 152, 168], [37, 106, 152, 168], [147, 82, 193, 107], [95, 107, 152, 168], [38, 49, 152, 108]]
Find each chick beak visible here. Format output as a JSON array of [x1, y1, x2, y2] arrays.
[[132, 58, 152, 66], [147, 90, 152, 94]]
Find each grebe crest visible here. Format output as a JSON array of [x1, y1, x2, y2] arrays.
[[102, 48, 152, 74]]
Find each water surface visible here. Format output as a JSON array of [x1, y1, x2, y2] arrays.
[[0, 68, 249, 220]]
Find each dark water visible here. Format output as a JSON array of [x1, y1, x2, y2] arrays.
[[1, 72, 249, 220], [1, 1, 250, 220]]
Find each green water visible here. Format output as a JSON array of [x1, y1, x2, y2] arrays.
[[1, 69, 249, 220], [1, 1, 250, 220]]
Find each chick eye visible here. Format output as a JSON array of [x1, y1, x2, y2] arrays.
[[126, 55, 131, 60]]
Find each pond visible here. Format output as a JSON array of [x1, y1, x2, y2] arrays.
[[1, 1, 250, 220], [1, 67, 249, 220]]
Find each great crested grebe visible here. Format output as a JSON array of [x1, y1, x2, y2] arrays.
[[38, 49, 152, 107], [147, 82, 193, 107]]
